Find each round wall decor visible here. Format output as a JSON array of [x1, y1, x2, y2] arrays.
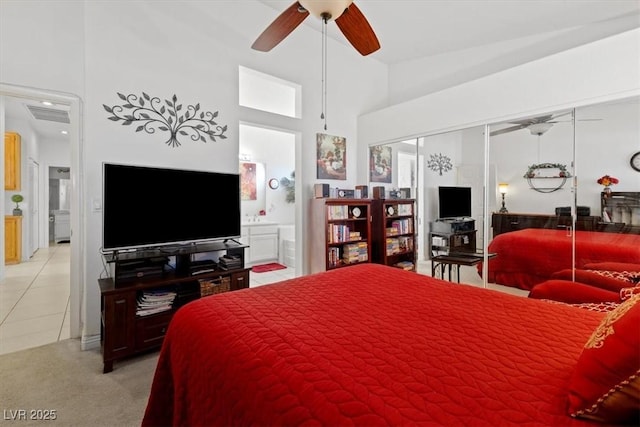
[[523, 163, 571, 193], [631, 151, 640, 172]]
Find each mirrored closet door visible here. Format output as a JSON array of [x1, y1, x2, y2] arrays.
[[486, 109, 576, 290]]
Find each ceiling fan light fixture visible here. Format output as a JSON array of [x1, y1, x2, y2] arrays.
[[298, 0, 353, 21], [528, 122, 553, 136]]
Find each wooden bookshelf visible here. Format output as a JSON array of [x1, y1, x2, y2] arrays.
[[371, 199, 417, 271], [309, 198, 372, 273]]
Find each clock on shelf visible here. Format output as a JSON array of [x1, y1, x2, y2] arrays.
[[631, 151, 640, 172]]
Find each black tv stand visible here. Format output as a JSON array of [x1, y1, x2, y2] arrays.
[[431, 217, 475, 233], [99, 240, 250, 373], [429, 218, 476, 257], [223, 238, 241, 245]]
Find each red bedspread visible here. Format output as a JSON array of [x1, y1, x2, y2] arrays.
[[143, 263, 605, 426], [480, 229, 640, 291]]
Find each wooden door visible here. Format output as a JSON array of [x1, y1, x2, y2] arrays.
[[5, 216, 22, 264], [4, 132, 21, 190]]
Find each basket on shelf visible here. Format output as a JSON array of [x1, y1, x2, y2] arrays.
[[199, 276, 231, 297]]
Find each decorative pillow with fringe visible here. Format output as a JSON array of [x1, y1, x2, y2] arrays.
[[620, 286, 640, 302], [587, 269, 640, 285], [568, 294, 640, 424]]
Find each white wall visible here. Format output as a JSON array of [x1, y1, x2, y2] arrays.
[[4, 0, 637, 350], [358, 28, 640, 149], [487, 100, 640, 216], [0, 0, 388, 346], [357, 28, 640, 238]]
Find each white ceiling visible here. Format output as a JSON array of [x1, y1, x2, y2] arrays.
[[4, 0, 640, 141], [258, 0, 640, 65]]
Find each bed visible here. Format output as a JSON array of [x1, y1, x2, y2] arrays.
[[142, 263, 639, 426], [478, 229, 640, 291]]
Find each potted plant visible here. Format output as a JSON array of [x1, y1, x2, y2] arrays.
[[11, 194, 23, 216]]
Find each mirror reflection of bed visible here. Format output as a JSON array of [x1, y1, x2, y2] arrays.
[[369, 96, 639, 296]]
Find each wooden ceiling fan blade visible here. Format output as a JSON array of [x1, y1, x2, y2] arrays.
[[490, 124, 526, 136], [251, 2, 309, 52], [335, 3, 380, 56]]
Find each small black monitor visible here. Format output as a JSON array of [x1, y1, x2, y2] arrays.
[[438, 186, 472, 219]]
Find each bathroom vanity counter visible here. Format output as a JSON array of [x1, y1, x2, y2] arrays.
[[241, 222, 279, 266]]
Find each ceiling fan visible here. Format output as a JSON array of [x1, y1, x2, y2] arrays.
[[490, 112, 601, 136], [251, 1, 380, 56]]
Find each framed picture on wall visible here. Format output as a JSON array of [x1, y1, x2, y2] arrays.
[[316, 133, 346, 180], [239, 162, 257, 200], [370, 145, 392, 183]]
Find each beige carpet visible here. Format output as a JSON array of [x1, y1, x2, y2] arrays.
[[0, 339, 158, 426]]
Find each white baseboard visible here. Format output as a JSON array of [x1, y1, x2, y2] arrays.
[[81, 334, 101, 351]]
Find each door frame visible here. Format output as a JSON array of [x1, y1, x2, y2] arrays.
[[0, 83, 84, 340]]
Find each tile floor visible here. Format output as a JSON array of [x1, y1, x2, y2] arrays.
[[0, 252, 527, 356], [0, 243, 71, 356], [0, 250, 297, 356]]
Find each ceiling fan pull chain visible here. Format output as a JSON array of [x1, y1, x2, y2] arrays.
[[321, 14, 328, 130]]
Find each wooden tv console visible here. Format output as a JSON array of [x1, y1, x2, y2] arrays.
[[98, 241, 249, 373], [492, 212, 640, 236]]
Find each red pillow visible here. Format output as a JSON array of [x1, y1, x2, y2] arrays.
[[568, 294, 640, 423], [551, 269, 632, 293], [529, 280, 619, 304]]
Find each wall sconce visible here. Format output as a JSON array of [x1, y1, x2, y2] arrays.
[[498, 183, 509, 213]]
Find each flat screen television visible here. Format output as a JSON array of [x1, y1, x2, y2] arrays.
[[438, 186, 472, 219], [102, 163, 240, 252]]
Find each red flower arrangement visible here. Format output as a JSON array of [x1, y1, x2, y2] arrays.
[[597, 175, 619, 187]]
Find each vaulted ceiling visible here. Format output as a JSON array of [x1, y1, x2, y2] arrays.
[[4, 0, 639, 141]]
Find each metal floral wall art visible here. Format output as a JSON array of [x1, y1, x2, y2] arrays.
[[103, 92, 228, 147], [427, 153, 453, 176]]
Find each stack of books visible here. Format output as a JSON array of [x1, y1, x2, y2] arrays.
[[218, 254, 242, 270], [394, 261, 414, 271], [343, 242, 368, 264], [136, 289, 176, 316], [386, 237, 400, 255], [349, 231, 361, 241]]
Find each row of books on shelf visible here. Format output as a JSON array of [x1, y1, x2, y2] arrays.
[[136, 289, 177, 316], [386, 219, 414, 236], [385, 236, 414, 255], [327, 204, 366, 220], [327, 242, 369, 268], [328, 224, 362, 243]]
